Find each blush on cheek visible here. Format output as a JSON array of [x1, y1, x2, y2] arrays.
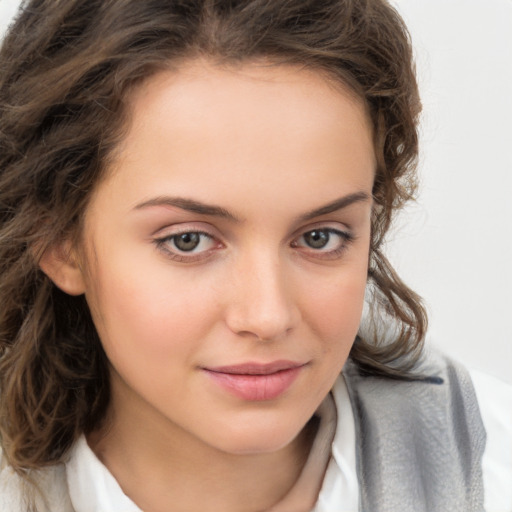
[[90, 264, 218, 366], [307, 277, 366, 342]]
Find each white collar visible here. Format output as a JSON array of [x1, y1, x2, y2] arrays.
[[66, 436, 142, 512], [314, 374, 358, 511]]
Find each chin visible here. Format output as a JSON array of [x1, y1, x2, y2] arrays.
[[206, 414, 309, 456]]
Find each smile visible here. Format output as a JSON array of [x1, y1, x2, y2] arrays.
[[202, 361, 306, 401]]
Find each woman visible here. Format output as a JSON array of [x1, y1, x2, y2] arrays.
[[0, 1, 509, 511]]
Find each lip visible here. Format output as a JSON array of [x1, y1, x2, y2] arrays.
[[202, 361, 306, 401]]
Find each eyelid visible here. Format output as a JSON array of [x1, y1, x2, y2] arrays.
[[292, 227, 353, 248], [151, 220, 219, 238], [290, 221, 353, 241]]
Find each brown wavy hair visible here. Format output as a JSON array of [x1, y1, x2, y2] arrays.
[[0, 0, 425, 473]]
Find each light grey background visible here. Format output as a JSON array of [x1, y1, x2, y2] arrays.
[[1, 0, 511, 382], [388, 0, 512, 383]]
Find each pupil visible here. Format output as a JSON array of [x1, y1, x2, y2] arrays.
[[305, 230, 329, 249], [174, 233, 200, 251]]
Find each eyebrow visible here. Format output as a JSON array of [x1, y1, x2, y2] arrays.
[[133, 191, 371, 222], [133, 196, 240, 222], [298, 191, 371, 221]]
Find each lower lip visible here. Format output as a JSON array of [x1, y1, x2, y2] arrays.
[[204, 366, 303, 401]]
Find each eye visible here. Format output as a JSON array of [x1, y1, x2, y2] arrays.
[[302, 230, 332, 249], [154, 230, 220, 261], [292, 228, 353, 259], [173, 232, 204, 252]]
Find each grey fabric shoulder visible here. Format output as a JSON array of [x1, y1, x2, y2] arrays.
[[343, 350, 486, 512], [0, 451, 74, 512]]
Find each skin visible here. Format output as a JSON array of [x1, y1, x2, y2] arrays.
[[47, 60, 375, 511]]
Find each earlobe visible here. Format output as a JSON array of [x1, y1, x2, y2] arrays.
[[38, 241, 86, 296]]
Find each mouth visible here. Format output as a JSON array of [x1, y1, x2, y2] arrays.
[[202, 361, 306, 401], [206, 360, 304, 375]]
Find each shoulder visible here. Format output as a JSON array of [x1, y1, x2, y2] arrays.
[[469, 368, 512, 511], [343, 349, 486, 511], [0, 448, 73, 512], [343, 348, 487, 456], [344, 348, 483, 424], [0, 450, 32, 512]]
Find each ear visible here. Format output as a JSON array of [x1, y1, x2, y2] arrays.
[[38, 240, 86, 296]]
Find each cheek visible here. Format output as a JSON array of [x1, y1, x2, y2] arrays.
[[301, 264, 368, 348], [84, 253, 220, 364]]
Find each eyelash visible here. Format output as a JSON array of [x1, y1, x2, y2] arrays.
[[153, 227, 354, 263]]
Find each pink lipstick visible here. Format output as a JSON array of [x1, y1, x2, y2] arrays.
[[203, 361, 305, 401]]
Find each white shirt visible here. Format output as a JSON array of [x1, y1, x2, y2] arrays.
[[65, 370, 512, 512]]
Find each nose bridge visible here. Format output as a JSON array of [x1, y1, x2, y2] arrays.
[[226, 246, 300, 341]]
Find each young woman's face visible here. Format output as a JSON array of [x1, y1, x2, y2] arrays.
[[81, 60, 375, 455]]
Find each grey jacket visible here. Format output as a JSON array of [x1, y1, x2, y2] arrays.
[[344, 351, 486, 511]]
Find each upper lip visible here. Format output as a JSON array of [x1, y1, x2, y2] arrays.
[[203, 360, 305, 375]]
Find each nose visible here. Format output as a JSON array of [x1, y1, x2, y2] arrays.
[[224, 252, 301, 341]]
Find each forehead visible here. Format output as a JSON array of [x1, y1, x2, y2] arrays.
[[91, 59, 375, 219], [125, 59, 371, 139]]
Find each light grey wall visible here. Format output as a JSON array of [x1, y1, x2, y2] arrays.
[[390, 0, 512, 383], [1, 0, 510, 382], [0, 0, 18, 35]]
